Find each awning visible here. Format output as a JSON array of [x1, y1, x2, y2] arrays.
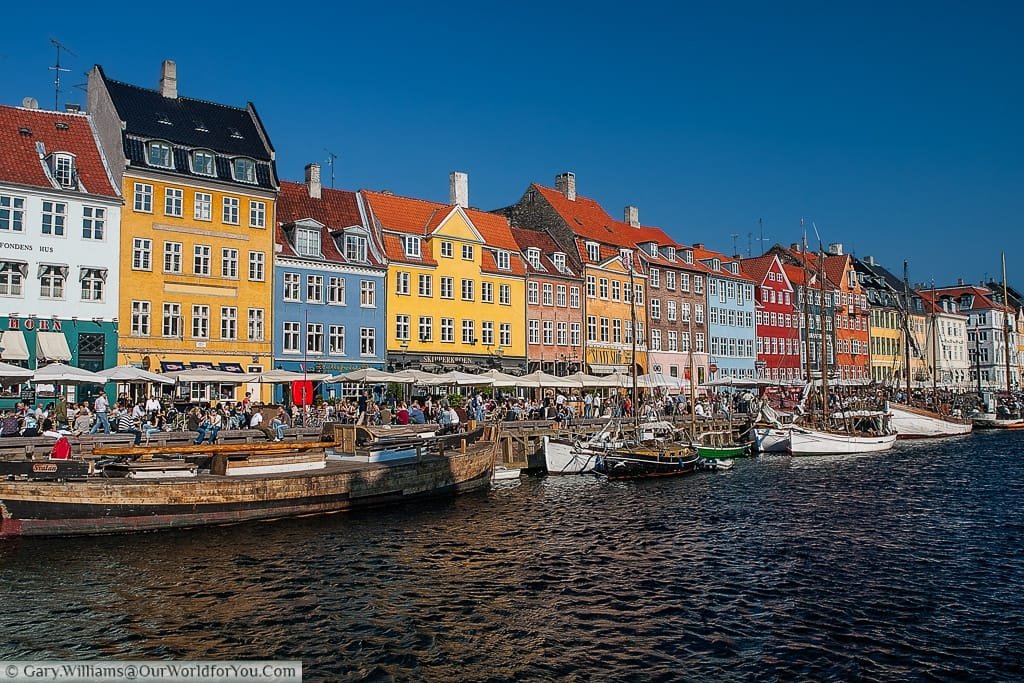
[[36, 331, 72, 362], [588, 364, 629, 376], [160, 360, 186, 372], [0, 331, 29, 361], [419, 363, 441, 372], [218, 362, 245, 374], [190, 361, 216, 369]]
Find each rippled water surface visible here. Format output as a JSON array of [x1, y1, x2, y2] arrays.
[[2, 432, 1024, 681]]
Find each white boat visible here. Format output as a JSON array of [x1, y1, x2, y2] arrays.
[[542, 436, 600, 475], [789, 426, 897, 455], [753, 426, 791, 453], [970, 413, 1024, 429], [492, 465, 522, 481], [888, 404, 973, 438]]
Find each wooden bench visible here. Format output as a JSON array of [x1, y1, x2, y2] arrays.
[[0, 434, 136, 461]]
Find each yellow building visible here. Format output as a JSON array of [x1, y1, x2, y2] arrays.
[[582, 254, 647, 375], [88, 61, 277, 401], [869, 307, 904, 383], [363, 177, 527, 374]]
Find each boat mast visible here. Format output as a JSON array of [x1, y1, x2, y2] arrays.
[[931, 280, 938, 400], [688, 315, 697, 438], [1003, 252, 1013, 395], [818, 247, 830, 423], [629, 249, 638, 427], [801, 226, 813, 385], [903, 261, 912, 405]]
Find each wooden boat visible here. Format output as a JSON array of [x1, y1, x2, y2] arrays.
[[888, 403, 973, 438], [0, 425, 497, 538], [788, 424, 897, 455], [595, 442, 699, 481], [692, 430, 750, 458], [752, 426, 791, 453]]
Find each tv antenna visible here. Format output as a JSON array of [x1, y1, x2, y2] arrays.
[[755, 217, 771, 254], [48, 38, 77, 111], [730, 233, 740, 258], [324, 149, 338, 188]]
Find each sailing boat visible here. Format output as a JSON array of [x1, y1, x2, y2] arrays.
[[888, 264, 973, 438], [970, 253, 1023, 429]]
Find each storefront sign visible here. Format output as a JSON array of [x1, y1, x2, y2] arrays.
[[8, 316, 62, 331]]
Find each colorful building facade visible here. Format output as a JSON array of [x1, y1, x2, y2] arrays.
[[695, 244, 756, 380], [741, 254, 801, 382]]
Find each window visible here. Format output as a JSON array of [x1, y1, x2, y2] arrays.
[[191, 305, 209, 338], [283, 273, 300, 301], [600, 317, 609, 342], [0, 262, 24, 296], [586, 242, 599, 262], [404, 236, 421, 258], [557, 285, 567, 307], [611, 280, 620, 302], [666, 271, 676, 290], [193, 245, 211, 276], [441, 318, 454, 343], [542, 283, 553, 306], [527, 320, 539, 344], [482, 321, 495, 346], [680, 273, 690, 292], [247, 308, 264, 341], [345, 234, 368, 262], [395, 271, 410, 295], [39, 265, 65, 299], [695, 304, 704, 323], [134, 183, 153, 213], [599, 278, 608, 299], [328, 276, 345, 304], [557, 321, 568, 346], [77, 206, 105, 240], [681, 302, 691, 321], [223, 197, 239, 224], [695, 332, 705, 352], [462, 244, 474, 260], [41, 201, 66, 236], [0, 195, 25, 232], [695, 276, 704, 294], [130, 301, 150, 336], [526, 248, 540, 268], [587, 316, 596, 342], [571, 322, 581, 347], [248, 251, 265, 281], [295, 228, 320, 257], [419, 274, 432, 297], [651, 299, 661, 320], [250, 201, 266, 228], [587, 275, 596, 298], [283, 322, 300, 353], [232, 157, 256, 183], [193, 192, 212, 221], [553, 253, 566, 273], [462, 319, 475, 344], [441, 277, 454, 299], [634, 284, 644, 305], [51, 154, 74, 187], [163, 303, 181, 337], [500, 323, 511, 346], [329, 325, 345, 354], [395, 315, 410, 341], [668, 330, 678, 352], [360, 280, 376, 307], [440, 241, 453, 258], [496, 250, 510, 270], [220, 307, 237, 340], [164, 187, 183, 217], [667, 300, 677, 322], [419, 316, 432, 342], [360, 328, 376, 356], [192, 150, 215, 176], [80, 268, 105, 301], [307, 275, 323, 302], [220, 248, 238, 279], [543, 320, 554, 345], [528, 282, 539, 305], [499, 284, 511, 306], [132, 238, 152, 270], [147, 141, 173, 168], [613, 319, 622, 343], [307, 323, 324, 353], [570, 286, 580, 308], [481, 281, 494, 303], [651, 329, 662, 351], [650, 268, 660, 287]]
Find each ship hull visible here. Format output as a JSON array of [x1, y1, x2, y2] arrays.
[[789, 428, 897, 455], [889, 405, 973, 439]]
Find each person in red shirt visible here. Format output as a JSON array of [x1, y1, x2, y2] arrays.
[[395, 401, 410, 425]]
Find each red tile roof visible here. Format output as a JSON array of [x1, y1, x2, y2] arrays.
[[739, 254, 783, 287], [928, 285, 1010, 313], [276, 181, 384, 266], [692, 245, 754, 282], [0, 105, 119, 198], [915, 289, 969, 316], [509, 227, 580, 277]]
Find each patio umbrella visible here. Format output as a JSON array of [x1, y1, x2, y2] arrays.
[[702, 376, 776, 388], [97, 364, 175, 384], [636, 372, 689, 391], [514, 370, 583, 389], [419, 371, 494, 387], [31, 363, 108, 385], [0, 361, 34, 385], [163, 368, 250, 383], [480, 369, 521, 388], [325, 368, 414, 384], [244, 368, 331, 383], [565, 371, 621, 388], [393, 369, 443, 384]]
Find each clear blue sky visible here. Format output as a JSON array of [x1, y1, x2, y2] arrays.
[[3, 1, 1022, 287]]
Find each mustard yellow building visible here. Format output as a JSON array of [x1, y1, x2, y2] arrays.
[[363, 175, 527, 374], [88, 61, 277, 401]]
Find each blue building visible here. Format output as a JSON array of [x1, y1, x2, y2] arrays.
[[274, 165, 387, 400], [694, 244, 757, 380]]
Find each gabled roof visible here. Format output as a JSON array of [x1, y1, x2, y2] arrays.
[[929, 284, 1010, 313], [0, 105, 119, 198], [739, 254, 790, 290], [532, 183, 633, 246], [915, 289, 968, 317], [782, 262, 826, 290], [276, 181, 383, 267], [693, 245, 753, 282], [823, 253, 854, 290], [510, 227, 579, 278]]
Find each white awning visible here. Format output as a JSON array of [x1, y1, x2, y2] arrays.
[[36, 331, 72, 361], [588, 364, 629, 376], [0, 330, 29, 361]]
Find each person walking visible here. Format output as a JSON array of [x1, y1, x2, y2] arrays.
[[90, 393, 111, 434]]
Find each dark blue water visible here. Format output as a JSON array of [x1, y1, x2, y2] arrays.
[[2, 432, 1023, 681]]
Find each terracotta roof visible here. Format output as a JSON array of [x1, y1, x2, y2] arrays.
[[381, 232, 438, 267], [276, 181, 384, 266], [0, 105, 119, 198], [692, 245, 753, 282], [929, 285, 1010, 313], [915, 289, 969, 317], [739, 254, 780, 286], [510, 227, 579, 277], [823, 253, 854, 291], [532, 183, 634, 247]]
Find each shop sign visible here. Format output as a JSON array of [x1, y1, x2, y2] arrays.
[[8, 316, 62, 331]]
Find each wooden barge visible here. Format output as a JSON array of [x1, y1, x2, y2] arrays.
[[0, 426, 497, 538]]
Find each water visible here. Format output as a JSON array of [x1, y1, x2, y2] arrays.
[[2, 433, 1023, 681]]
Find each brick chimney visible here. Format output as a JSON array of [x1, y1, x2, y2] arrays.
[[555, 172, 576, 201], [159, 60, 178, 99], [624, 206, 639, 227], [449, 171, 468, 208], [304, 163, 321, 199], [828, 242, 843, 255]]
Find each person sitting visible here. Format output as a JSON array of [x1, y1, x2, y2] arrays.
[[408, 401, 425, 424], [193, 410, 222, 445], [114, 407, 142, 446], [270, 406, 289, 441], [395, 401, 410, 425], [20, 411, 39, 438], [142, 411, 166, 439], [0, 411, 21, 437], [250, 410, 276, 441]]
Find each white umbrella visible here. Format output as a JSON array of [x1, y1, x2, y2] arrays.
[[326, 368, 414, 384], [565, 371, 620, 388], [0, 361, 33, 385], [245, 368, 331, 383], [515, 370, 582, 389], [420, 371, 494, 387], [98, 364, 175, 385], [32, 362, 108, 385], [636, 372, 689, 391], [480, 369, 521, 388], [702, 376, 776, 388], [393, 369, 443, 384], [164, 368, 249, 383]]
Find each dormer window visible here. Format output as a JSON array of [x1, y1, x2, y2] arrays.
[[404, 235, 421, 258], [232, 157, 256, 184], [726, 262, 739, 275], [191, 150, 216, 177], [296, 227, 321, 258], [647, 243, 658, 257], [710, 258, 721, 271], [682, 249, 693, 264], [147, 141, 174, 169], [553, 252, 566, 273], [496, 250, 511, 271], [526, 248, 541, 269], [50, 153, 75, 188], [663, 246, 676, 261], [620, 248, 633, 265], [344, 234, 368, 263], [586, 242, 600, 262]]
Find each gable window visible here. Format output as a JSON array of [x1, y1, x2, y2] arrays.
[[462, 244, 474, 260], [0, 195, 25, 232], [82, 206, 105, 240], [496, 250, 511, 270], [553, 253, 567, 273], [41, 201, 67, 236], [296, 227, 321, 257], [232, 157, 256, 184], [51, 153, 75, 187], [345, 234, 367, 262], [586, 242, 600, 262], [404, 235, 421, 258], [191, 150, 216, 176], [147, 141, 173, 169], [526, 248, 541, 269], [440, 241, 453, 258]]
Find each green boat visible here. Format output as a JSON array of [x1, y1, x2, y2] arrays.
[[693, 431, 751, 459]]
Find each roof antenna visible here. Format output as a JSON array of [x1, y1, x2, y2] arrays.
[[755, 217, 771, 255], [730, 233, 740, 258], [48, 38, 77, 111], [324, 149, 337, 189]]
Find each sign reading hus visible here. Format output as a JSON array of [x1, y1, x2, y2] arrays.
[[8, 317, 62, 332]]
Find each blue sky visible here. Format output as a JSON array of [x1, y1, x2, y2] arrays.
[[3, 1, 1022, 286]]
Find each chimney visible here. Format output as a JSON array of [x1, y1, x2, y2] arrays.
[[555, 172, 576, 201], [828, 242, 843, 255], [159, 60, 178, 99], [791, 242, 801, 253], [864, 255, 875, 266], [957, 277, 965, 286], [304, 163, 321, 199], [64, 103, 81, 113], [624, 206, 639, 227], [449, 171, 469, 208]]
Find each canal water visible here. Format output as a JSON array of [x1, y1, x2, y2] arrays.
[[1, 432, 1023, 681]]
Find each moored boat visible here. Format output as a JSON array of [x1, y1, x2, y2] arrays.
[[888, 404, 973, 438], [692, 430, 751, 458], [595, 442, 699, 480], [788, 425, 897, 455], [752, 426, 791, 453]]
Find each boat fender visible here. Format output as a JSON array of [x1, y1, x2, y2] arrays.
[[49, 436, 71, 460]]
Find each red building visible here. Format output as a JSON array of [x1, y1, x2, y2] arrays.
[[741, 254, 801, 382]]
